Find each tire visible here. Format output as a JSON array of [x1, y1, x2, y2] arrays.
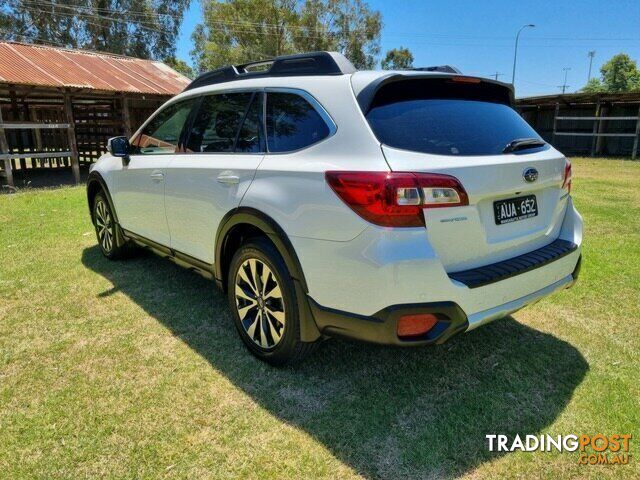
[[227, 237, 317, 366], [92, 192, 131, 260]]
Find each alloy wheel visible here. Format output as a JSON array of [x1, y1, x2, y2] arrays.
[[234, 258, 286, 349], [94, 199, 114, 253]]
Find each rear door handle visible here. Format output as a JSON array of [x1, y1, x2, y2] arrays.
[[150, 171, 164, 181], [217, 173, 239, 185]]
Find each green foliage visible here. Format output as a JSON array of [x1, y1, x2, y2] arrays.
[[580, 53, 640, 93], [0, 0, 190, 60], [381, 46, 414, 70], [580, 77, 605, 93], [191, 0, 382, 72], [600, 53, 640, 92], [163, 57, 196, 79]]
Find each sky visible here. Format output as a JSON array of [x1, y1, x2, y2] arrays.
[[176, 0, 640, 98]]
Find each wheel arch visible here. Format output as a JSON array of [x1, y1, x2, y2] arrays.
[[215, 207, 308, 293], [87, 171, 128, 249], [87, 172, 119, 224], [215, 208, 320, 342]]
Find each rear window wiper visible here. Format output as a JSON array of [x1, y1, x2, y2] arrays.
[[502, 138, 546, 154]]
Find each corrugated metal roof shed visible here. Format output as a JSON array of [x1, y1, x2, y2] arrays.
[[0, 41, 190, 95]]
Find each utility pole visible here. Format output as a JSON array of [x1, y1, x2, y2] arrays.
[[512, 24, 535, 85], [491, 72, 505, 81], [587, 51, 596, 81], [558, 67, 571, 94]]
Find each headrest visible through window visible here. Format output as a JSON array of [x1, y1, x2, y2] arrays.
[[215, 110, 240, 138]]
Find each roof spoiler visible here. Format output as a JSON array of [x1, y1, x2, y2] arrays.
[[355, 73, 515, 114], [184, 51, 356, 91]]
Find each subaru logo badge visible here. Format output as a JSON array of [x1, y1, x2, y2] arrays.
[[523, 167, 538, 183]]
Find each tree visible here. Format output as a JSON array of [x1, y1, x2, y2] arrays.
[[599, 53, 640, 92], [580, 78, 605, 93], [0, 0, 190, 60], [191, 0, 382, 72], [381, 47, 414, 70], [164, 57, 196, 79], [325, 0, 381, 70], [192, 0, 300, 71]]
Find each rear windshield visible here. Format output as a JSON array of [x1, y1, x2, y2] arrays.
[[365, 78, 543, 156]]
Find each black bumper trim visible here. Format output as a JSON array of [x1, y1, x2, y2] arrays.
[[308, 298, 468, 346], [448, 239, 578, 289]]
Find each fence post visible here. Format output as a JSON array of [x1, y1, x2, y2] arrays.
[[590, 99, 600, 157], [121, 94, 132, 138], [595, 104, 608, 155], [0, 106, 14, 189], [64, 93, 80, 184], [633, 104, 640, 160], [552, 102, 560, 146]]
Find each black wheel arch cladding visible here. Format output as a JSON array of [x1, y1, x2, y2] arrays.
[[216, 207, 321, 343]]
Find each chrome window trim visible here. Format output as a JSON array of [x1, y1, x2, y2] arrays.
[[128, 87, 337, 157]]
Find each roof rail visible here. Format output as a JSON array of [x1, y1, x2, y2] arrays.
[[412, 65, 462, 74], [184, 51, 356, 91]]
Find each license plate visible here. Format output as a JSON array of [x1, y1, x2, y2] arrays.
[[494, 195, 538, 225]]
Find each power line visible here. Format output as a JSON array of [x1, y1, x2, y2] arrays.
[[0, 29, 72, 48], [17, 1, 640, 42], [17, 1, 336, 39]]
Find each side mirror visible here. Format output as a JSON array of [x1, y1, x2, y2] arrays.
[[107, 136, 131, 165]]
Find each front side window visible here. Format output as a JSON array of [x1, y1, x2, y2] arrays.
[[186, 93, 253, 153], [131, 99, 196, 154], [266, 92, 331, 152]]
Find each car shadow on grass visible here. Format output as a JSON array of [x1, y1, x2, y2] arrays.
[[82, 246, 588, 479]]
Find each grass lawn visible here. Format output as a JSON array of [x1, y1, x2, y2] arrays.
[[0, 158, 638, 479]]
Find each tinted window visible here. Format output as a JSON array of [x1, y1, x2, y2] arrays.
[[366, 79, 543, 156], [131, 99, 196, 154], [266, 92, 331, 152], [186, 93, 253, 153], [236, 93, 264, 153]]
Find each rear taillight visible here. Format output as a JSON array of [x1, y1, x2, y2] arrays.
[[325, 171, 468, 227], [562, 159, 572, 193]]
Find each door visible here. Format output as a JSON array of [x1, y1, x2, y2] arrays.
[[112, 98, 197, 246], [164, 91, 265, 264]]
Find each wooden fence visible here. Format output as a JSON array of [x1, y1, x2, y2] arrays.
[[517, 92, 640, 159], [0, 89, 165, 190]]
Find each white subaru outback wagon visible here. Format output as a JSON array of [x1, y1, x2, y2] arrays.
[[87, 52, 582, 365]]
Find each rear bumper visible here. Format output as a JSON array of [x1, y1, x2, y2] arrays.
[[309, 298, 469, 346], [448, 238, 577, 289], [293, 196, 583, 345], [307, 253, 582, 345]]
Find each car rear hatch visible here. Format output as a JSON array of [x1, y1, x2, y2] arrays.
[[357, 74, 571, 272]]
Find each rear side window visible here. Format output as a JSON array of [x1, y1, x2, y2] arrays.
[[186, 92, 253, 153], [266, 92, 331, 152], [131, 99, 196, 154], [236, 93, 265, 153], [365, 79, 543, 156]]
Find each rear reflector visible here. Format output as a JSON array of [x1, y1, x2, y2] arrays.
[[397, 313, 439, 338], [325, 171, 468, 227]]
